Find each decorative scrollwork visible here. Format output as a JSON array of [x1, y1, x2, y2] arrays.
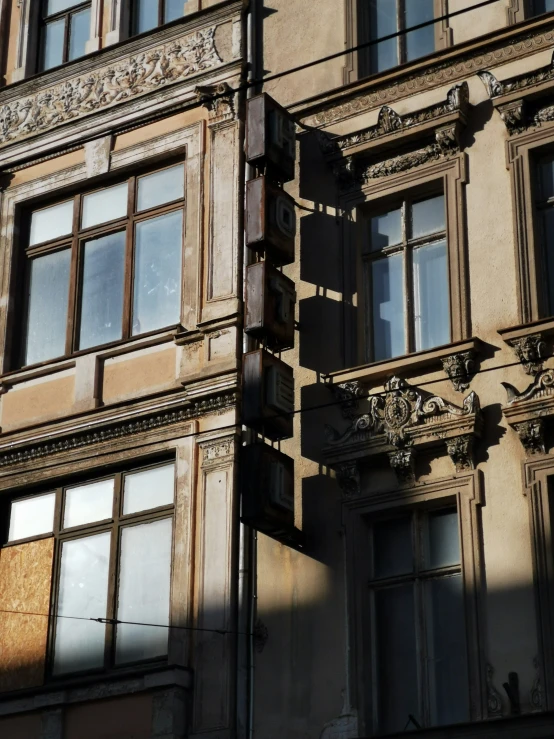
[[446, 434, 474, 472], [442, 351, 475, 392], [530, 656, 544, 712], [195, 81, 235, 124], [388, 447, 415, 485], [508, 334, 547, 376], [486, 663, 504, 718], [502, 370, 554, 405], [332, 381, 366, 421]]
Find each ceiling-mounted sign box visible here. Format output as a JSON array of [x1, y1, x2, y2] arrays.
[[245, 176, 296, 265], [246, 93, 296, 182], [245, 261, 296, 350], [242, 349, 294, 440], [241, 443, 295, 537]]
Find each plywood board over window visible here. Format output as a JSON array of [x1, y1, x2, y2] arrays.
[[0, 537, 54, 691]]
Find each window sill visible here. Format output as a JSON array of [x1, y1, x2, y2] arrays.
[[0, 664, 192, 717], [324, 337, 481, 392], [368, 712, 554, 739]]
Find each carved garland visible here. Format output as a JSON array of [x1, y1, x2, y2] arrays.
[[0, 391, 237, 468], [0, 26, 221, 147]]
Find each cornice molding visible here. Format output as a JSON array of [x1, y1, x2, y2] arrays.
[[0, 391, 237, 468], [325, 376, 482, 485], [299, 22, 554, 128], [0, 26, 221, 149]]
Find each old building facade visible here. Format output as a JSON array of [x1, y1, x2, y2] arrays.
[[3, 1, 554, 738]]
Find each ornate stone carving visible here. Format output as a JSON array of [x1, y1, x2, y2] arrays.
[[486, 663, 505, 718], [200, 437, 235, 467], [498, 100, 525, 135], [442, 350, 475, 392], [508, 334, 546, 375], [514, 419, 546, 456], [356, 140, 454, 184], [388, 447, 415, 485], [502, 369, 554, 404], [335, 461, 361, 496], [326, 376, 481, 480], [446, 434, 474, 472], [195, 81, 235, 124], [332, 381, 365, 420], [530, 656, 544, 712], [0, 391, 237, 468], [306, 31, 554, 129], [0, 27, 221, 147]]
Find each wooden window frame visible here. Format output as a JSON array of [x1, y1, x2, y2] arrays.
[[367, 504, 467, 732], [343, 0, 452, 84], [18, 161, 186, 370], [2, 458, 176, 679], [342, 472, 485, 735], [341, 154, 468, 368], [38, 0, 93, 72], [362, 192, 448, 362]]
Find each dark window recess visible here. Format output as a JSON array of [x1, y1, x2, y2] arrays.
[[369, 508, 469, 733], [20, 163, 185, 368]]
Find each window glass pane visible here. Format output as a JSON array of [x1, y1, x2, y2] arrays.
[[40, 18, 65, 70], [69, 7, 91, 61], [137, 165, 185, 212], [53, 532, 110, 675], [369, 0, 398, 72], [134, 0, 159, 33], [532, 0, 554, 15], [78, 231, 126, 350], [540, 158, 554, 200], [405, 0, 435, 63], [423, 509, 460, 569], [425, 575, 469, 726], [8, 493, 56, 541], [412, 195, 445, 239], [46, 0, 84, 15], [371, 253, 405, 361], [64, 479, 114, 529], [368, 207, 402, 253], [25, 249, 71, 366], [542, 209, 554, 314], [165, 0, 184, 22], [375, 584, 419, 733], [132, 210, 183, 335], [123, 463, 175, 515], [115, 518, 172, 664], [373, 516, 413, 578], [30, 200, 73, 246], [413, 241, 449, 352], [82, 183, 128, 229]]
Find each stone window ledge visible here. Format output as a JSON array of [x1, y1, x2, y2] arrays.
[[0, 666, 192, 717], [324, 337, 481, 393], [499, 316, 554, 375]]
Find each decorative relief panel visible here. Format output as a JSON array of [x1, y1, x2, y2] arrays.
[[502, 370, 554, 454], [325, 376, 482, 485], [0, 27, 221, 148]]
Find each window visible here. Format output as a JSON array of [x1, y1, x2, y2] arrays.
[[369, 507, 469, 733], [529, 0, 554, 16], [20, 163, 185, 367], [39, 0, 91, 72], [3, 461, 175, 676], [365, 0, 436, 73], [364, 192, 449, 362], [534, 155, 554, 316], [132, 0, 185, 35]]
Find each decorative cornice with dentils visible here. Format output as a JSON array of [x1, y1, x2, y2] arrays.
[[0, 26, 221, 148], [301, 25, 554, 128], [325, 376, 482, 484], [0, 391, 237, 468], [321, 82, 469, 157]]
